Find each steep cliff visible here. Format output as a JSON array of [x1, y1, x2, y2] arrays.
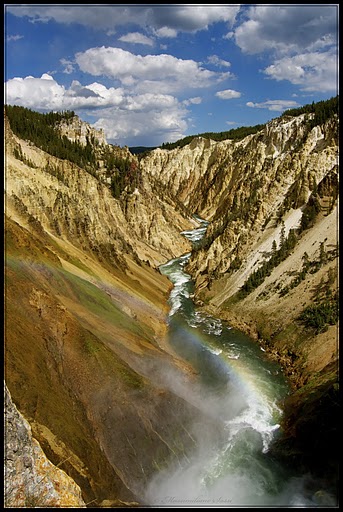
[[4, 113, 218, 506], [139, 107, 339, 483], [4, 383, 86, 507], [57, 115, 107, 147], [140, 112, 338, 374], [5, 102, 339, 503], [5, 113, 192, 268]]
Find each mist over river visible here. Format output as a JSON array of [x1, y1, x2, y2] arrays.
[[145, 217, 337, 507]]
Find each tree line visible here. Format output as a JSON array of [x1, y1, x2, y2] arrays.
[[5, 105, 96, 169], [160, 124, 265, 150], [160, 96, 338, 151], [282, 95, 339, 128]]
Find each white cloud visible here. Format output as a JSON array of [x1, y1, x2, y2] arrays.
[[223, 31, 234, 40], [125, 93, 179, 112], [216, 89, 241, 100], [263, 51, 338, 93], [5, 74, 125, 110], [40, 73, 54, 81], [154, 27, 178, 38], [5, 74, 65, 110], [75, 46, 230, 94], [207, 55, 231, 68], [246, 99, 299, 112], [7, 5, 240, 34], [60, 58, 75, 74], [183, 97, 202, 106], [4, 73, 192, 146], [231, 6, 338, 94], [234, 5, 337, 55], [118, 32, 154, 46], [92, 102, 188, 146]]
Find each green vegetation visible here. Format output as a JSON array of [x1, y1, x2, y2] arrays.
[[129, 146, 157, 155], [12, 144, 37, 168], [281, 95, 338, 127], [299, 194, 322, 231], [5, 105, 96, 170], [297, 292, 338, 334], [279, 245, 338, 297], [237, 224, 298, 299], [160, 124, 265, 150]]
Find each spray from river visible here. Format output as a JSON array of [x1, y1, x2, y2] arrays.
[[144, 216, 337, 507]]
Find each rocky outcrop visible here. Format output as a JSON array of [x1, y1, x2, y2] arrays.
[[5, 119, 192, 269], [58, 115, 107, 146], [4, 383, 86, 508]]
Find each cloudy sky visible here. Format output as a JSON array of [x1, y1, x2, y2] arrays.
[[4, 4, 339, 147]]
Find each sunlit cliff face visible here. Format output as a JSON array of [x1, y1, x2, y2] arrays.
[[4, 107, 338, 506]]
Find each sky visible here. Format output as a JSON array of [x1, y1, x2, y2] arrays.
[[4, 4, 339, 148]]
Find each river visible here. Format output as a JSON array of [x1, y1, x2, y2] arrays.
[[145, 216, 336, 507]]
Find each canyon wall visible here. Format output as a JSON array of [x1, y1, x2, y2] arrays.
[[140, 111, 339, 481], [5, 106, 339, 503]]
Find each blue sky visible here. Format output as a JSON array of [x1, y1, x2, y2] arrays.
[[4, 4, 339, 147]]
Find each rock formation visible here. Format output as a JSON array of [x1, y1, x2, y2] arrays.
[[4, 383, 86, 507], [140, 112, 338, 389], [4, 103, 339, 503], [58, 115, 107, 147], [139, 109, 339, 485]]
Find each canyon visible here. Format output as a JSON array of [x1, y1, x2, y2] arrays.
[[4, 103, 339, 506]]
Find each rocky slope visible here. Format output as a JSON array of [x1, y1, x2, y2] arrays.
[[140, 112, 338, 364], [5, 114, 193, 268], [140, 109, 339, 483], [5, 103, 339, 503], [4, 383, 86, 507], [4, 115, 217, 506]]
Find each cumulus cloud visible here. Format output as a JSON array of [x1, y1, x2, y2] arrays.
[[118, 32, 154, 46], [75, 46, 229, 94], [7, 5, 240, 34], [92, 105, 188, 146], [5, 74, 65, 110], [231, 5, 338, 94], [5, 74, 125, 110], [207, 55, 231, 68], [234, 5, 337, 55], [263, 51, 338, 92], [216, 89, 241, 100], [4, 72, 192, 146], [246, 100, 299, 112]]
